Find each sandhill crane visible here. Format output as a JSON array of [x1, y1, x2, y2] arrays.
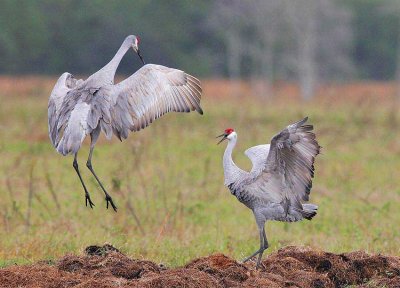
[[217, 117, 320, 269], [48, 35, 203, 211]]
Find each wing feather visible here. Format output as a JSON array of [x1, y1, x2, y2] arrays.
[[110, 64, 203, 138], [244, 144, 270, 175], [264, 117, 321, 202], [238, 117, 320, 210], [48, 73, 82, 147]]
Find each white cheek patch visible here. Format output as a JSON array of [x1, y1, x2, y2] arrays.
[[227, 132, 236, 140]]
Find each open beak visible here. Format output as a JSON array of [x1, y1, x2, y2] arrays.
[[216, 133, 227, 145]]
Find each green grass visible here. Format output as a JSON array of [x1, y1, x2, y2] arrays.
[[0, 81, 400, 268]]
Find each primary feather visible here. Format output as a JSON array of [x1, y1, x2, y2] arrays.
[[109, 64, 203, 140]]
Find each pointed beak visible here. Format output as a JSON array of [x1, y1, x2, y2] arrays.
[[216, 133, 227, 145], [132, 45, 145, 65], [137, 49, 145, 65]]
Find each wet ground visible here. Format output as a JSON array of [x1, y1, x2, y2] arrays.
[[1, 244, 399, 287]]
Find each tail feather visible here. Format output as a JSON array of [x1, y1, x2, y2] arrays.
[[301, 203, 318, 220]]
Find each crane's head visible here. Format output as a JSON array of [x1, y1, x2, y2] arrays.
[[216, 128, 236, 144], [127, 35, 145, 65]]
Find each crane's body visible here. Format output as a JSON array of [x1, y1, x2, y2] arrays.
[[218, 118, 320, 269], [48, 35, 203, 211]]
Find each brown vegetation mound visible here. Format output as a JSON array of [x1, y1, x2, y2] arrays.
[[0, 245, 399, 287]]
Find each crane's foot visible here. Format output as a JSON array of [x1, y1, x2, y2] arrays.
[[242, 250, 261, 263], [85, 192, 95, 209], [105, 194, 117, 212], [242, 247, 267, 270], [255, 254, 265, 270]]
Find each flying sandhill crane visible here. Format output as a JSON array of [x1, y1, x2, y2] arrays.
[[217, 117, 320, 269], [48, 35, 203, 211]]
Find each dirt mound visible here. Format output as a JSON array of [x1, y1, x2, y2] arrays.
[[0, 245, 399, 288], [261, 246, 400, 287], [186, 253, 249, 286]]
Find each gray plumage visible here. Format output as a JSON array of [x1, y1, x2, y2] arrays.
[[48, 35, 203, 211], [218, 117, 320, 269]]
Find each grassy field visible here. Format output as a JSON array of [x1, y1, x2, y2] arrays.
[[0, 77, 399, 268]]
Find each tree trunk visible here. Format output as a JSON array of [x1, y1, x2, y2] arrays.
[[259, 44, 274, 98], [226, 31, 241, 96], [396, 18, 400, 101], [298, 3, 317, 101], [227, 31, 241, 80]]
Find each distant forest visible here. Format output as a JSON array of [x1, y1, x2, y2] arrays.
[[0, 0, 399, 83]]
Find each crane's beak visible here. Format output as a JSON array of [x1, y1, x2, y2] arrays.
[[137, 49, 145, 65], [133, 45, 145, 65], [216, 133, 227, 145]]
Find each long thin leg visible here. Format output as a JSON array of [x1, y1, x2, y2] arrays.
[[242, 223, 268, 269], [242, 230, 263, 262], [256, 227, 269, 269], [263, 227, 269, 249], [86, 128, 117, 212], [73, 153, 95, 208]]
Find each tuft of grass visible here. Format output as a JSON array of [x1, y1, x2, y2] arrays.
[[0, 78, 399, 267]]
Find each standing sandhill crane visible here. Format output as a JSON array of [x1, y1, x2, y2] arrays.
[[48, 35, 203, 211], [217, 117, 320, 269]]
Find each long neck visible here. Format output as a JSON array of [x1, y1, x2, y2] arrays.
[[97, 40, 131, 83], [223, 137, 241, 186]]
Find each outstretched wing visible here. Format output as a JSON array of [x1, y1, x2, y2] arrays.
[[264, 117, 320, 202], [48, 72, 83, 147], [239, 117, 320, 211], [244, 144, 270, 175], [109, 64, 203, 140]]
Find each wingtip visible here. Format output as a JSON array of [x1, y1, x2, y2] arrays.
[[295, 116, 308, 127]]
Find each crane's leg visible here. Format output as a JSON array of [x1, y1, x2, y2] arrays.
[[242, 223, 268, 269], [242, 228, 264, 263], [73, 153, 95, 208], [257, 226, 269, 269], [86, 127, 117, 212], [262, 227, 269, 250]]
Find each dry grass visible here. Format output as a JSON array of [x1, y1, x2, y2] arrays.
[[0, 77, 399, 268]]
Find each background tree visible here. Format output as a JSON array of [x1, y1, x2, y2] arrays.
[[0, 0, 398, 91]]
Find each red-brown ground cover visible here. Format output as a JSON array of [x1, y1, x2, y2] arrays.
[[1, 245, 399, 287]]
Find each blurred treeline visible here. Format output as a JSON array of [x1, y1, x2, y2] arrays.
[[1, 1, 399, 83]]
